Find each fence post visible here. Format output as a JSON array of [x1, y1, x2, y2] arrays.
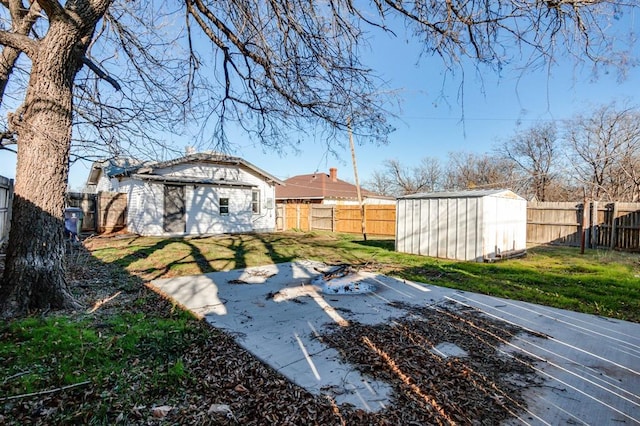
[[96, 192, 103, 233], [331, 206, 335, 232], [590, 201, 597, 248], [580, 200, 587, 254], [610, 203, 618, 249]]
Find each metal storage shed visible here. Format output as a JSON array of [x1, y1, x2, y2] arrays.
[[396, 189, 527, 262]]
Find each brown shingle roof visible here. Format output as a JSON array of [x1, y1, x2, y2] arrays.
[[276, 168, 387, 201]]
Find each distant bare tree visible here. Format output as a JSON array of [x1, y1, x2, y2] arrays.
[[619, 149, 640, 202], [363, 169, 395, 197], [498, 123, 560, 201], [444, 152, 522, 192], [380, 157, 443, 196], [566, 103, 640, 201]]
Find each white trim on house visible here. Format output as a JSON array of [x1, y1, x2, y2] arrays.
[[130, 173, 257, 188]]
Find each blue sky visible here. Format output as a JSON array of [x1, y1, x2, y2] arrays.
[[1, 11, 639, 189], [234, 31, 640, 185]]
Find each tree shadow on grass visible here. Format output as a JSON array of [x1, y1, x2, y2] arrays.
[[104, 234, 296, 281], [252, 233, 297, 264], [3, 241, 361, 425], [112, 238, 176, 269], [350, 238, 395, 251], [132, 239, 216, 281], [100, 235, 241, 280]]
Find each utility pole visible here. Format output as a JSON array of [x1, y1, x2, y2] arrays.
[[348, 117, 367, 241], [580, 188, 587, 254]]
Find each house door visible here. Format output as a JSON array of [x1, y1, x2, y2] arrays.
[[164, 185, 185, 233]]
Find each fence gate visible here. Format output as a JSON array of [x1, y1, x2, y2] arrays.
[[275, 204, 284, 231]]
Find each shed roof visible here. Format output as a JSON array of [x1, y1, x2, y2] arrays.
[[398, 189, 524, 200]]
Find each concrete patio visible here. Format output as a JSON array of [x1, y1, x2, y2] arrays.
[[150, 261, 640, 425]]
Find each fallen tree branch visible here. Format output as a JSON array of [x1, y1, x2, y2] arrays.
[[0, 380, 91, 402], [87, 291, 122, 313], [2, 370, 30, 385]]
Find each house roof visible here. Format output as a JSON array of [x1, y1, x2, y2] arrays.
[[131, 173, 257, 188], [276, 169, 392, 201], [86, 157, 147, 185], [398, 189, 524, 200], [93, 152, 284, 186]]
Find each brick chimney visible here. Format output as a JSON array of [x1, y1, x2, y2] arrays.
[[329, 167, 338, 182]]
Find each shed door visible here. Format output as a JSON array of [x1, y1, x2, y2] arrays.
[[164, 185, 185, 233]]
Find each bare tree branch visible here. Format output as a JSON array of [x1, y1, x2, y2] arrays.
[[0, 30, 37, 56], [81, 56, 120, 91], [36, 0, 67, 22]]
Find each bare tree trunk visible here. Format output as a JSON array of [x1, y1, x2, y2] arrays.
[[0, 23, 83, 317]]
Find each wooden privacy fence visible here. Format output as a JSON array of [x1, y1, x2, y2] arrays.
[[0, 175, 14, 246], [276, 204, 396, 236], [96, 192, 127, 233], [527, 201, 640, 250], [278, 201, 640, 251]]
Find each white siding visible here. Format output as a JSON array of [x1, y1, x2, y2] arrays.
[[187, 186, 220, 234], [484, 195, 527, 259], [395, 200, 407, 253], [119, 179, 164, 236], [186, 186, 252, 234], [121, 161, 278, 236], [396, 190, 526, 262], [418, 200, 430, 256], [437, 199, 448, 259], [253, 184, 277, 232], [86, 172, 118, 193]]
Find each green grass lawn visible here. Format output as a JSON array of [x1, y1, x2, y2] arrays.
[[87, 231, 640, 322]]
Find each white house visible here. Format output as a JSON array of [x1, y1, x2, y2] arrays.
[[86, 153, 283, 236], [396, 189, 527, 262]]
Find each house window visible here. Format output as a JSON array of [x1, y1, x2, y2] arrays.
[[252, 190, 260, 214], [220, 197, 229, 215]]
